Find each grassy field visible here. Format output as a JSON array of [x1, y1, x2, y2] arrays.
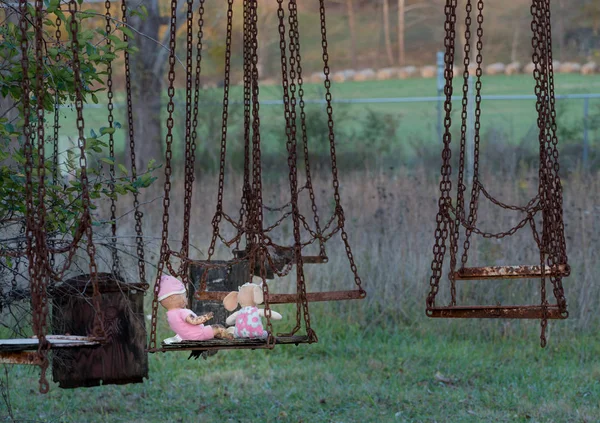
[[4, 315, 600, 423], [3, 166, 599, 422], [54, 73, 600, 164]]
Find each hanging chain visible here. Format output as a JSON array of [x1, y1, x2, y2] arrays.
[[104, 0, 120, 276], [426, 0, 458, 311], [236, 0, 252, 251], [531, 0, 549, 346], [459, 0, 484, 270], [121, 0, 146, 286], [288, 0, 325, 258], [201, 0, 234, 293], [69, 0, 105, 343], [149, 0, 179, 351], [275, 0, 313, 339], [178, 0, 203, 285], [318, 0, 365, 299], [448, 0, 474, 306]]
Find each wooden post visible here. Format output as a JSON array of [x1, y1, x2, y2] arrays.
[[51, 273, 148, 388]]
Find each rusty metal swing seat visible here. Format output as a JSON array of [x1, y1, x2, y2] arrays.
[[148, 0, 365, 353], [0, 0, 149, 391], [425, 0, 569, 346]]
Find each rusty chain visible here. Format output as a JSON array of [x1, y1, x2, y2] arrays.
[[104, 0, 120, 276], [149, 0, 179, 352], [200, 0, 234, 294], [318, 0, 365, 301], [69, 0, 105, 343], [178, 0, 204, 286], [449, 0, 475, 305], [426, 0, 457, 312], [459, 0, 484, 272], [121, 0, 146, 286], [288, 0, 326, 259]]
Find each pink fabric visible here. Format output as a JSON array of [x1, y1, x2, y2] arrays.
[[166, 308, 214, 341], [158, 275, 186, 301], [234, 306, 268, 339]]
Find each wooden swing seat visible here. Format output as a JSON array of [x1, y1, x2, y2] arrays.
[[453, 264, 570, 281], [0, 335, 101, 365], [159, 335, 311, 352], [195, 289, 365, 304], [427, 304, 567, 319]]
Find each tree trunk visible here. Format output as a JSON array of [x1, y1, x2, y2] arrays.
[[346, 0, 357, 68], [383, 0, 394, 65], [397, 0, 405, 66], [128, 0, 167, 172]]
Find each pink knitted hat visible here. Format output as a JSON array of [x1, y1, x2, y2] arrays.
[[157, 275, 186, 301]]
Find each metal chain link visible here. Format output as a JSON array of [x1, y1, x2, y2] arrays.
[[318, 0, 365, 300], [121, 0, 146, 286], [68, 0, 105, 344], [426, 0, 458, 311], [201, 0, 234, 294], [288, 0, 326, 259], [275, 0, 313, 339], [448, 0, 474, 305], [149, 0, 179, 351], [459, 0, 484, 271], [178, 0, 203, 285], [104, 0, 120, 276]]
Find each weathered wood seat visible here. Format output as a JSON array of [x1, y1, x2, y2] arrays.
[[453, 264, 570, 280], [426, 305, 567, 319], [0, 335, 101, 352], [160, 335, 311, 352], [0, 336, 101, 365]]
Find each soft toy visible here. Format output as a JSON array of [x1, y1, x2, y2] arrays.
[[223, 282, 282, 339], [158, 275, 233, 344]]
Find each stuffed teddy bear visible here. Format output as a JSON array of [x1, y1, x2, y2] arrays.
[[158, 275, 233, 344], [223, 282, 282, 339]]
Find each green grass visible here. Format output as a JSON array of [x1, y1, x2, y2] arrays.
[[4, 311, 600, 422], [53, 73, 600, 163]]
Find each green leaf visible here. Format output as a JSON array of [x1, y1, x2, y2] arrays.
[[47, 0, 60, 13], [90, 128, 97, 138], [100, 127, 116, 135], [100, 157, 115, 165], [120, 26, 134, 39], [91, 93, 99, 104], [118, 164, 128, 175]]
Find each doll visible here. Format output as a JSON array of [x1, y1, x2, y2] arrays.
[[158, 275, 233, 344], [223, 282, 282, 339]]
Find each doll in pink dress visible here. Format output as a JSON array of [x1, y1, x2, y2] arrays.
[[158, 275, 232, 344]]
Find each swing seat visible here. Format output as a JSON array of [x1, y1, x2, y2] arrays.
[[0, 335, 101, 352], [158, 335, 311, 352], [426, 304, 567, 319], [453, 264, 570, 280], [0, 335, 102, 364], [195, 289, 365, 304]]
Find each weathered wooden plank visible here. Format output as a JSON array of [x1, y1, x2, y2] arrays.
[[52, 273, 148, 389], [160, 335, 311, 352], [0, 336, 101, 352], [427, 305, 567, 319], [195, 289, 366, 304], [453, 264, 570, 280]]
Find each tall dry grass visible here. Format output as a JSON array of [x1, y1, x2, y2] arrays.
[[109, 164, 599, 336]]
